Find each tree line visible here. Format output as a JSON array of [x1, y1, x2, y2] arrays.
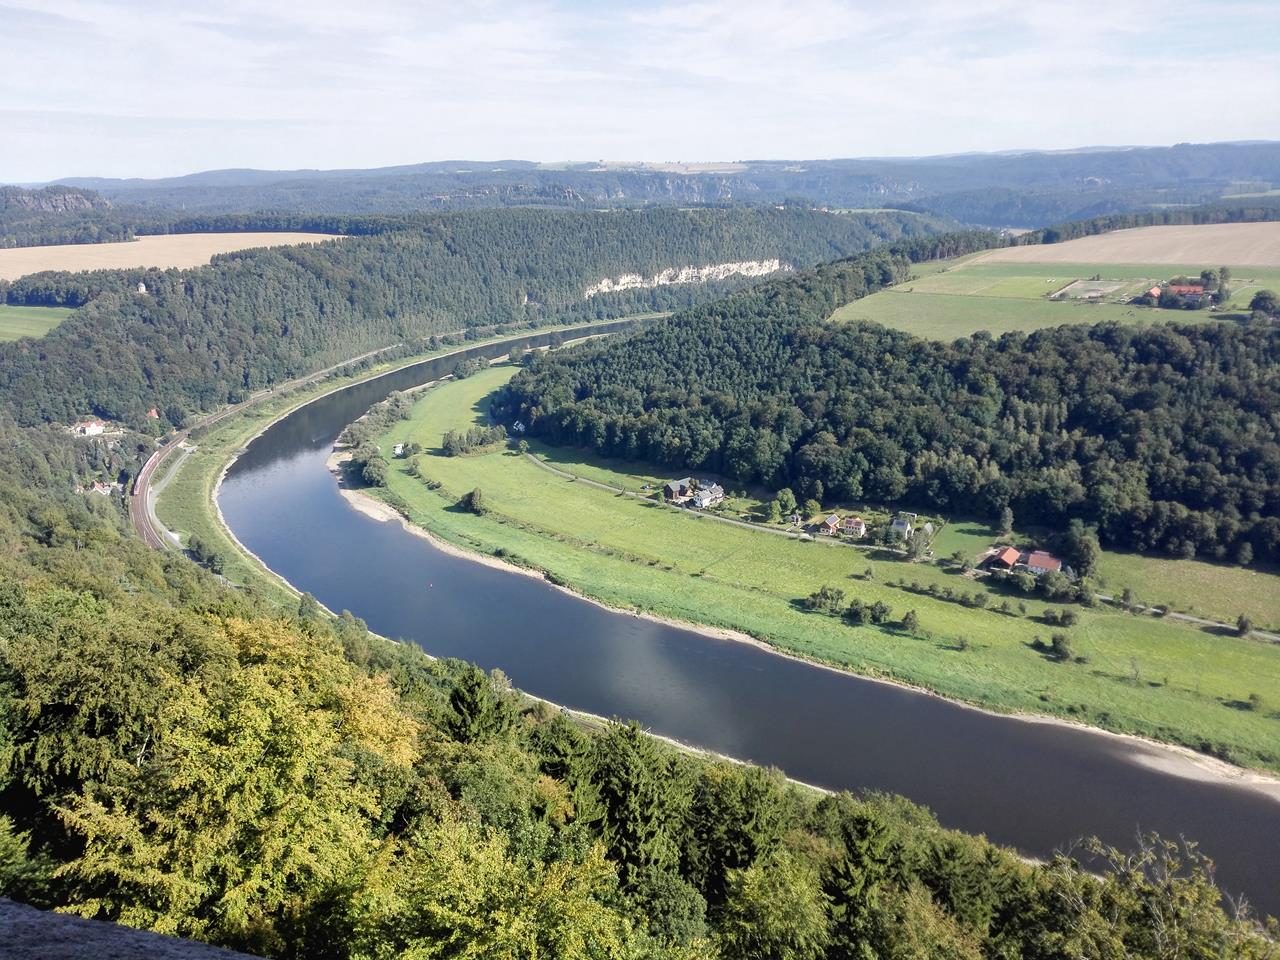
[[499, 243, 1280, 565], [0, 206, 943, 429]]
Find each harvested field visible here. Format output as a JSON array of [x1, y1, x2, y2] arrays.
[[0, 232, 341, 281], [979, 222, 1280, 266]]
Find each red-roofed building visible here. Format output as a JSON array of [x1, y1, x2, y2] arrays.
[[1169, 283, 1205, 296], [1026, 551, 1063, 575], [992, 546, 1021, 569]]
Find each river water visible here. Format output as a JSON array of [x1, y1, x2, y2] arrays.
[[217, 324, 1280, 914]]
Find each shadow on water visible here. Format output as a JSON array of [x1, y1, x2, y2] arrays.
[[218, 321, 1280, 916]]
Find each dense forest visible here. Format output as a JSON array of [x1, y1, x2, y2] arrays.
[[0, 206, 945, 428], [499, 246, 1280, 565], [0, 419, 1274, 959], [0, 186, 131, 248], [48, 141, 1280, 225]]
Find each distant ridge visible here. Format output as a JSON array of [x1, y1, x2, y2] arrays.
[[11, 141, 1280, 228]]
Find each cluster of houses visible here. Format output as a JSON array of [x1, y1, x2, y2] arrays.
[[818, 510, 934, 541], [663, 477, 726, 510], [988, 546, 1067, 577], [1140, 280, 1216, 308]]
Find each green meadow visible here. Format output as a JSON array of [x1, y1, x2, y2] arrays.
[[831, 254, 1280, 337], [0, 304, 74, 341], [372, 364, 1280, 773]]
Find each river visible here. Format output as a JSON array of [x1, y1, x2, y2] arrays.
[[217, 324, 1280, 915]]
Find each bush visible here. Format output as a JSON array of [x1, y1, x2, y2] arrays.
[[460, 487, 487, 515]]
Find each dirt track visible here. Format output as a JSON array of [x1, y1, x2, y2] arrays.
[[0, 232, 340, 280], [979, 222, 1280, 266]]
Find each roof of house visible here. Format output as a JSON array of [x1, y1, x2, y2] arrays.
[[824, 514, 840, 526], [995, 546, 1020, 566], [664, 477, 692, 491], [843, 516, 864, 526], [1169, 284, 1204, 295], [1026, 551, 1062, 572], [891, 516, 912, 528]]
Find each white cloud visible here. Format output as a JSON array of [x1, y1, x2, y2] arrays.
[[0, 0, 1276, 180]]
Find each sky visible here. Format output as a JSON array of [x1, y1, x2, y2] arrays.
[[2, 0, 1279, 183]]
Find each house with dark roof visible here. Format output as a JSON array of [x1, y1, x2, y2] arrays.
[[842, 516, 866, 538], [691, 483, 725, 509], [1025, 551, 1063, 575], [821, 514, 841, 535], [663, 478, 694, 503]]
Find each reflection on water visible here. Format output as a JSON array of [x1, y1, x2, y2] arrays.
[[218, 325, 1280, 914]]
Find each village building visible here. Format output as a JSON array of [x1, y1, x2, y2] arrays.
[[1146, 285, 1162, 300], [136, 281, 148, 295], [663, 477, 695, 504], [1025, 550, 1063, 576], [690, 483, 725, 509], [146, 407, 160, 419], [890, 514, 914, 538], [842, 516, 866, 537], [71, 419, 107, 437], [992, 546, 1021, 570], [821, 514, 841, 535], [392, 442, 406, 458]]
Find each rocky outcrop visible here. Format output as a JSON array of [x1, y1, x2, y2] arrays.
[[0, 186, 112, 214], [584, 259, 791, 297], [0, 899, 260, 960]]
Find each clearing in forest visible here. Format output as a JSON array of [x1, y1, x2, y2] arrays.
[[0, 232, 342, 281], [0, 304, 74, 341]]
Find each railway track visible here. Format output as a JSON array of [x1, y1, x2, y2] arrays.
[[128, 345, 396, 550]]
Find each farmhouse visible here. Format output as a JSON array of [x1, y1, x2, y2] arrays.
[[821, 514, 841, 535], [691, 483, 725, 509], [842, 516, 867, 538], [1146, 285, 1162, 300], [992, 546, 1021, 569], [1025, 551, 1063, 576], [663, 478, 694, 504]]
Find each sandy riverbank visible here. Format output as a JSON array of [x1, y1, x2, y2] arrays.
[[333, 462, 1280, 804]]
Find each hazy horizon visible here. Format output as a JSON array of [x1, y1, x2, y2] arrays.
[[4, 0, 1279, 183]]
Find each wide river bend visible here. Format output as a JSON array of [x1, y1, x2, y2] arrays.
[[218, 324, 1280, 914]]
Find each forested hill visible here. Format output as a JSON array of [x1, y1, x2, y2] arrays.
[[499, 249, 1280, 566], [0, 206, 944, 427], [0, 185, 130, 248], [47, 140, 1280, 226]]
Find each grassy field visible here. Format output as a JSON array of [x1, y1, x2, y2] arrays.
[[0, 304, 74, 340], [371, 364, 1280, 773], [832, 251, 1280, 338], [0, 232, 340, 281]]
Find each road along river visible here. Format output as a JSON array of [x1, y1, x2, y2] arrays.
[[216, 326, 1280, 915]]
